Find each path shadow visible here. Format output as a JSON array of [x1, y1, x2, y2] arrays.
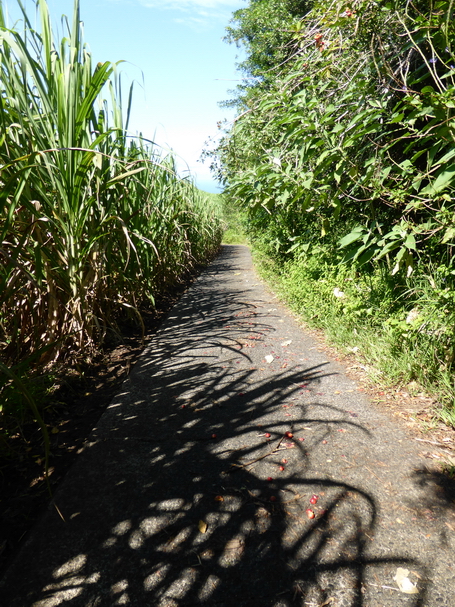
[[0, 245, 428, 607], [409, 466, 455, 545]]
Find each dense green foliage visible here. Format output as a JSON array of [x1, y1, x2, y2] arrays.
[[225, 0, 312, 79], [216, 0, 455, 421], [0, 0, 223, 445]]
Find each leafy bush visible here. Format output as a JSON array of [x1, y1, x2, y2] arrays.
[[216, 0, 455, 422]]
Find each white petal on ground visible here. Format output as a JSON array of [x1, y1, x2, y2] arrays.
[[395, 568, 419, 594]]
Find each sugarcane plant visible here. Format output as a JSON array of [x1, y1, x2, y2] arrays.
[[0, 0, 223, 449]]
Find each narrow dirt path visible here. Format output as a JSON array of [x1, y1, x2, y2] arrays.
[[1, 245, 454, 607]]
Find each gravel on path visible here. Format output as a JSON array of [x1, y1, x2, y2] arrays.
[[1, 244, 454, 607]]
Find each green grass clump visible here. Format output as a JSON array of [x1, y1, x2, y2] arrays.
[[221, 195, 248, 245]]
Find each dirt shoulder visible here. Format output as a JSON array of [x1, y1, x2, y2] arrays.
[[295, 324, 455, 465]]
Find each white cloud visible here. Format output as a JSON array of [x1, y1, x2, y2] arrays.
[[138, 0, 242, 20], [139, 0, 240, 9], [173, 16, 211, 31], [101, 0, 242, 31]]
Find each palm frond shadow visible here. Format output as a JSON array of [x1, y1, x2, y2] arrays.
[[1, 246, 429, 606]]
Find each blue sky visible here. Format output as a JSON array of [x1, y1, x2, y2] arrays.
[[4, 0, 246, 192]]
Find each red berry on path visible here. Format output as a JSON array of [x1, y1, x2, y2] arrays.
[[270, 496, 277, 502], [285, 431, 293, 438], [310, 495, 318, 505], [279, 465, 285, 471], [306, 509, 315, 519], [211, 433, 217, 439], [267, 477, 273, 482], [265, 432, 271, 438]]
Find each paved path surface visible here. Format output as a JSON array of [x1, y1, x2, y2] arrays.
[[1, 245, 455, 607]]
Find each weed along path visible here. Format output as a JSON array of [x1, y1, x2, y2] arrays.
[[1, 245, 455, 607]]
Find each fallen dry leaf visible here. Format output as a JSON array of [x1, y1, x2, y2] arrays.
[[281, 340, 292, 347], [225, 538, 244, 552], [198, 520, 208, 534]]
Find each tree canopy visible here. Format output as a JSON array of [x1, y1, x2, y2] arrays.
[[225, 0, 313, 78], [217, 0, 455, 276]]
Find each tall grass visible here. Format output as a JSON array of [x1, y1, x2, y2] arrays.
[[0, 0, 223, 436]]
